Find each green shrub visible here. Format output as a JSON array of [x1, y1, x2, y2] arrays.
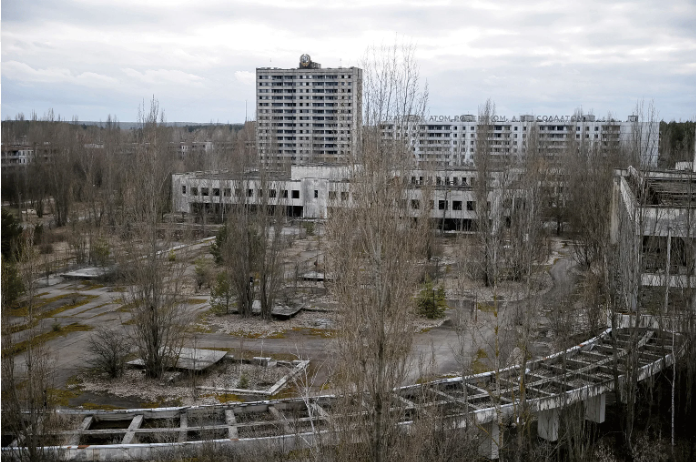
[[237, 373, 249, 389], [210, 272, 234, 315], [416, 278, 448, 319]]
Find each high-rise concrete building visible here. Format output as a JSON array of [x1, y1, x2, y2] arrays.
[[256, 54, 362, 167]]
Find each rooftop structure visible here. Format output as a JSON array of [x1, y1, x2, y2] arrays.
[[611, 166, 696, 311]]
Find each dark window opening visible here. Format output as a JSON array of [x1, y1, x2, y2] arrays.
[[182, 185, 187, 194], [411, 199, 420, 209], [223, 188, 231, 197], [191, 187, 198, 196], [466, 201, 476, 211], [201, 188, 209, 196], [292, 190, 300, 199], [329, 191, 337, 200], [453, 201, 462, 210], [282, 190, 288, 198], [269, 189, 277, 198], [314, 190, 319, 198], [247, 189, 253, 197], [213, 188, 220, 197]]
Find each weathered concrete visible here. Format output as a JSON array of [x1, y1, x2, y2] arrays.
[[478, 422, 500, 460], [584, 394, 606, 423], [537, 409, 559, 442], [127, 348, 227, 372]]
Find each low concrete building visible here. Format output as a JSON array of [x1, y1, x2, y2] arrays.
[[172, 164, 521, 231]]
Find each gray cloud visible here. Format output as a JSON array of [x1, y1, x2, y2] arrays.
[[2, 0, 694, 122]]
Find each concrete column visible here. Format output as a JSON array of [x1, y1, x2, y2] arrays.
[[584, 394, 606, 423], [226, 409, 238, 439], [478, 421, 500, 460], [538, 409, 559, 442]]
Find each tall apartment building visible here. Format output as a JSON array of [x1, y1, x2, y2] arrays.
[[256, 54, 362, 167], [382, 114, 659, 167]]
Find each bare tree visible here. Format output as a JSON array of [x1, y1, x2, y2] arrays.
[[119, 99, 189, 379], [326, 41, 429, 462]]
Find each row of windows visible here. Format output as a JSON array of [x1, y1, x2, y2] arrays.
[[182, 185, 301, 199], [410, 176, 475, 186], [258, 74, 354, 80]]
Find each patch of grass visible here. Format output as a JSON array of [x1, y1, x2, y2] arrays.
[[477, 302, 497, 314], [85, 303, 117, 317], [291, 327, 335, 338], [186, 298, 207, 305], [8, 319, 39, 334], [141, 396, 183, 408], [50, 387, 83, 406], [3, 323, 93, 357], [81, 402, 124, 411], [270, 384, 300, 400], [116, 302, 137, 313], [43, 295, 98, 318], [471, 348, 490, 374], [263, 331, 287, 339], [10, 293, 97, 319], [228, 330, 265, 339]]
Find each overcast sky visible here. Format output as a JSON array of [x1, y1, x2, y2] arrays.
[[2, 0, 695, 123]]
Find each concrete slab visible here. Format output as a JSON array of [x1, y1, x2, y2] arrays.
[[127, 347, 227, 372]]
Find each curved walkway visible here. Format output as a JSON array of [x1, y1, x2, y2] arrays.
[[2, 327, 683, 461]]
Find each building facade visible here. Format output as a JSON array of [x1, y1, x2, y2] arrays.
[[172, 164, 520, 232], [611, 165, 696, 312], [382, 114, 659, 167], [256, 55, 362, 167]]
